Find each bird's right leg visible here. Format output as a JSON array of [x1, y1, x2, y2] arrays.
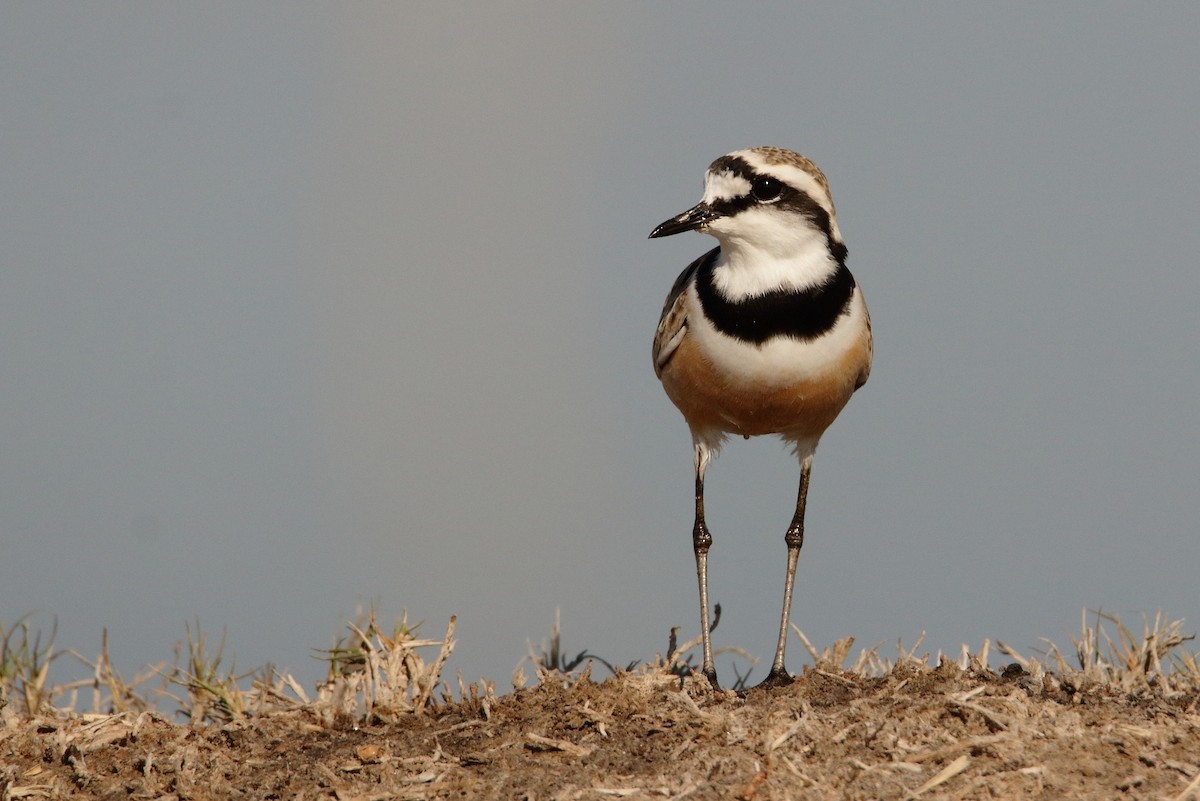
[[691, 442, 719, 690]]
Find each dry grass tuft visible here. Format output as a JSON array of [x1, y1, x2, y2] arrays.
[[998, 608, 1198, 696], [520, 607, 761, 692], [0, 614, 59, 717], [311, 607, 462, 723], [65, 628, 170, 717], [0, 608, 464, 726]]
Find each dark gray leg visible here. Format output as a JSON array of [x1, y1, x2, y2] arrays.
[[760, 452, 814, 688]]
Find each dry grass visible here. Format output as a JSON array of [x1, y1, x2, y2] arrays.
[[0, 614, 58, 718], [1, 606, 468, 726], [4, 606, 1195, 722], [2, 609, 1198, 800]]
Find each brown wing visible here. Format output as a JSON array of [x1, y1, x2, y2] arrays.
[[652, 248, 717, 378]]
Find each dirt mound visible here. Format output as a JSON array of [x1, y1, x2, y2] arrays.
[[4, 659, 1199, 800]]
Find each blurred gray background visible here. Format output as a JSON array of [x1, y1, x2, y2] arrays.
[[2, 3, 1197, 691]]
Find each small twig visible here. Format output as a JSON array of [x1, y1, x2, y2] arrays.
[[814, 669, 854, 685], [905, 754, 970, 799], [769, 717, 807, 751], [524, 732, 593, 757], [909, 733, 1012, 764], [946, 697, 1013, 731]]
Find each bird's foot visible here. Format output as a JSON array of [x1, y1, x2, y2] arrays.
[[753, 666, 795, 691]]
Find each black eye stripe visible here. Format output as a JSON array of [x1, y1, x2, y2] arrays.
[[708, 184, 836, 244], [706, 156, 835, 239]]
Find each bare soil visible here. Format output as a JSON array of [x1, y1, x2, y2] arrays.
[[4, 659, 1199, 800]]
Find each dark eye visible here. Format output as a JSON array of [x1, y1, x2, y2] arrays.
[[750, 176, 783, 202]]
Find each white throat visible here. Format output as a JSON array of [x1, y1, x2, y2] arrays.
[[708, 212, 840, 301]]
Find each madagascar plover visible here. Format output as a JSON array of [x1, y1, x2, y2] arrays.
[[650, 146, 872, 690]]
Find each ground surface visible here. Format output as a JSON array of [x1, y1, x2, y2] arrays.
[[3, 658, 1199, 801]]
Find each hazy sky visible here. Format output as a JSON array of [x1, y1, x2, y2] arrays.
[[3, 4, 1197, 694]]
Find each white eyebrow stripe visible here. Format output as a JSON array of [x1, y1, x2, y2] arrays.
[[701, 170, 751, 204]]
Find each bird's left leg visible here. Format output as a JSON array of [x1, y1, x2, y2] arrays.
[[760, 451, 814, 688]]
